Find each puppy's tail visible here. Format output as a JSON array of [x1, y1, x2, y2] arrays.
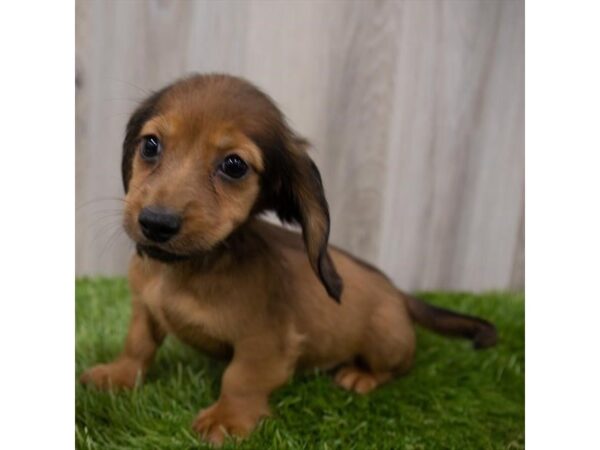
[[405, 295, 497, 349]]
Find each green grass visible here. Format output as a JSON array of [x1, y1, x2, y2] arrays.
[[76, 278, 524, 450]]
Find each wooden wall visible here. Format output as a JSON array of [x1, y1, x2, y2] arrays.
[[76, 0, 524, 292]]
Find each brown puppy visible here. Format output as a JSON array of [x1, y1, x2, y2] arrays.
[[80, 74, 497, 445]]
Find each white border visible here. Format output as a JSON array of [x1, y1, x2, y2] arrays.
[[527, 0, 600, 448], [0, 1, 74, 448]]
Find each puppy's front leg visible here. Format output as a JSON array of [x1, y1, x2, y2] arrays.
[[80, 298, 165, 390], [193, 333, 296, 445]]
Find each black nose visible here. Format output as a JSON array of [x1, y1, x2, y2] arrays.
[[138, 206, 182, 243]]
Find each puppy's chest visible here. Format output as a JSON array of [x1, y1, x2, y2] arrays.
[[141, 275, 234, 355]]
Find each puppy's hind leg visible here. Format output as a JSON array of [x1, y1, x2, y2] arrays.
[[334, 365, 393, 394], [334, 298, 415, 394]]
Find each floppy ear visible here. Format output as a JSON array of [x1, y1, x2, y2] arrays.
[[269, 139, 343, 302]]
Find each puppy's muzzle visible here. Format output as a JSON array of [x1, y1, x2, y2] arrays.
[[138, 206, 182, 243]]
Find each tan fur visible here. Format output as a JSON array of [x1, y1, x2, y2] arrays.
[[81, 74, 494, 445]]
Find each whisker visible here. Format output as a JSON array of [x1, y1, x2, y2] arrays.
[[80, 209, 124, 220], [105, 77, 153, 96], [102, 98, 146, 104], [98, 226, 129, 261], [76, 197, 127, 212], [83, 219, 123, 244]]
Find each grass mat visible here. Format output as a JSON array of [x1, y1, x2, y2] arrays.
[[76, 278, 524, 449]]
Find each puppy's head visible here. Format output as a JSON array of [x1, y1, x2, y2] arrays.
[[122, 74, 342, 301]]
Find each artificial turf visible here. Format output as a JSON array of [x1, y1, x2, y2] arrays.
[[76, 278, 524, 450]]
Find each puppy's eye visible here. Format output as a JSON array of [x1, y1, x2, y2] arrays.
[[140, 135, 161, 161], [219, 154, 248, 179]]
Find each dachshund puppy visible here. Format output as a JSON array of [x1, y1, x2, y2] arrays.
[[81, 74, 497, 445]]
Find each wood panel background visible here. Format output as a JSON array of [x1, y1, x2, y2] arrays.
[[76, 0, 524, 292]]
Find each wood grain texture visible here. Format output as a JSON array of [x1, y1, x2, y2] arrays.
[[75, 0, 524, 291]]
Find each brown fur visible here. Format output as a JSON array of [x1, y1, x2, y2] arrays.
[[80, 74, 497, 445]]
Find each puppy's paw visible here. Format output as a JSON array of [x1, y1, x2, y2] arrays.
[[334, 366, 391, 394], [80, 359, 142, 390], [192, 400, 268, 446]]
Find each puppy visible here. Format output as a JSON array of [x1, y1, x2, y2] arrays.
[[81, 73, 497, 445]]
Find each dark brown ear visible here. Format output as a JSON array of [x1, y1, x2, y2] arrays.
[[267, 139, 343, 302]]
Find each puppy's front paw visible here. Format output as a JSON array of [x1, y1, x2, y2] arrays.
[[80, 359, 142, 390], [192, 400, 269, 446]]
